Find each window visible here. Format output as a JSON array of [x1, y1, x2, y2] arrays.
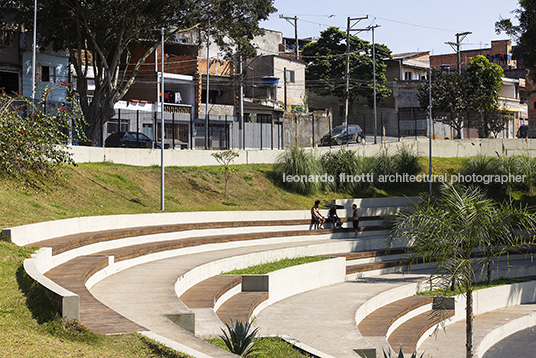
[[41, 66, 56, 82], [0, 28, 12, 47], [287, 70, 295, 83], [404, 71, 412, 80]]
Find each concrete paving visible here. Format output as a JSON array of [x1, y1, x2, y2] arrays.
[[419, 304, 536, 358], [89, 237, 536, 358]]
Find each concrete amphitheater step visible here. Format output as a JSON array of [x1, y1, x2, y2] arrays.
[[388, 309, 454, 354], [44, 255, 147, 334], [31, 216, 387, 255], [216, 291, 269, 326], [180, 275, 242, 309], [358, 296, 434, 338], [346, 259, 405, 274]]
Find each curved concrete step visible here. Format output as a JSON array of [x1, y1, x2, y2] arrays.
[[388, 309, 454, 354], [216, 291, 269, 325], [180, 275, 242, 309], [358, 296, 433, 337]]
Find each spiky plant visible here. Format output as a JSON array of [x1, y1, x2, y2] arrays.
[[219, 319, 260, 357], [272, 145, 322, 194], [383, 347, 424, 358]]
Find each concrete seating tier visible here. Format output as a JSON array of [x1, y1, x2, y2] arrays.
[[388, 308, 455, 354], [32, 216, 386, 256], [180, 276, 242, 309], [216, 292, 269, 326], [45, 255, 146, 335], [25, 211, 390, 336]]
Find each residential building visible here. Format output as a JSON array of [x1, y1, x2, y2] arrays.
[[0, 16, 20, 95]]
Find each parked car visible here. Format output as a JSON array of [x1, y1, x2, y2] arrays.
[[320, 124, 364, 145], [104, 131, 161, 148], [517, 125, 529, 138]]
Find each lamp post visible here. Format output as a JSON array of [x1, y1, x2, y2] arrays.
[[160, 27, 165, 211], [31, 0, 37, 102]]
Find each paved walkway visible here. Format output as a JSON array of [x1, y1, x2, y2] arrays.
[[89, 237, 536, 358], [419, 304, 536, 358], [90, 237, 350, 357], [253, 274, 428, 358]]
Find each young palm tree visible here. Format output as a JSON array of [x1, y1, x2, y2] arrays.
[[387, 183, 536, 358]]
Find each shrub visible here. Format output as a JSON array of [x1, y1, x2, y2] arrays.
[[370, 148, 398, 189], [0, 84, 85, 187], [321, 148, 368, 193], [272, 146, 322, 194], [393, 144, 422, 176], [459, 155, 501, 190]]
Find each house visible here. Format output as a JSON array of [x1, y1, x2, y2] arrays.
[[0, 16, 69, 106], [0, 16, 20, 95], [430, 39, 525, 138], [105, 28, 307, 149]]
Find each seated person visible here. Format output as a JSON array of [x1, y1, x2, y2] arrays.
[[327, 206, 342, 229], [311, 200, 325, 229]]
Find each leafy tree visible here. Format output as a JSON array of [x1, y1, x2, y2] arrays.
[[0, 83, 85, 187], [388, 183, 536, 358], [418, 55, 504, 138], [302, 27, 391, 121], [10, 0, 276, 145], [496, 0, 536, 72]]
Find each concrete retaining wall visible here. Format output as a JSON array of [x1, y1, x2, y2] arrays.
[[69, 138, 536, 167], [250, 257, 347, 317]]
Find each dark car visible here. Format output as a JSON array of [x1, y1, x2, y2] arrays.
[[105, 131, 161, 148], [320, 124, 364, 145], [517, 125, 529, 138]]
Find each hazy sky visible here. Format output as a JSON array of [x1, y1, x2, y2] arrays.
[[260, 0, 521, 55]]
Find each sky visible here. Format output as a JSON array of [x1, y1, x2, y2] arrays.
[[259, 0, 521, 55]]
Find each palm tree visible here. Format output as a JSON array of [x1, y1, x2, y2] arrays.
[[387, 183, 536, 358]]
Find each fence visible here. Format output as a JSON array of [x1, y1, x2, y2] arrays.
[[106, 109, 284, 150]]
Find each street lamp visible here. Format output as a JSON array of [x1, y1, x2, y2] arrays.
[[160, 27, 165, 211]]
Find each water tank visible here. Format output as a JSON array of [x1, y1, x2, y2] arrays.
[[261, 76, 280, 87]]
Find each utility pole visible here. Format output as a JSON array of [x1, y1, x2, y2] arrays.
[[279, 15, 299, 60], [237, 52, 245, 150], [446, 31, 472, 73], [205, 18, 210, 150], [344, 16, 368, 137], [284, 67, 287, 111]]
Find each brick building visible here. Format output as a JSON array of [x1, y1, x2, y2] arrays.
[[430, 39, 516, 71]]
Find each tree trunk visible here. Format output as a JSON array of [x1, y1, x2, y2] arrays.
[[466, 288, 474, 358]]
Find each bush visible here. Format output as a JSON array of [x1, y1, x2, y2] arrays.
[[370, 148, 398, 189], [394, 144, 422, 176], [0, 84, 85, 186], [272, 146, 322, 194], [321, 148, 368, 193]]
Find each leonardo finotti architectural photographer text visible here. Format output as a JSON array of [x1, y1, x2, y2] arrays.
[[282, 173, 526, 184]]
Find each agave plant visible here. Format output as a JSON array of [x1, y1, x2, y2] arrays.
[[219, 319, 260, 357], [383, 347, 424, 358]]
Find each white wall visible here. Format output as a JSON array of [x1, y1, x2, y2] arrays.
[[68, 138, 536, 167]]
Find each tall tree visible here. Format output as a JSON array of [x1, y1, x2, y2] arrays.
[[388, 183, 536, 358], [496, 0, 536, 73], [418, 55, 504, 138], [12, 0, 276, 145], [302, 27, 391, 121]]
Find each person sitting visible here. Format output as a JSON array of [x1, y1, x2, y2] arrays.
[[311, 200, 325, 230], [327, 206, 342, 229]]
